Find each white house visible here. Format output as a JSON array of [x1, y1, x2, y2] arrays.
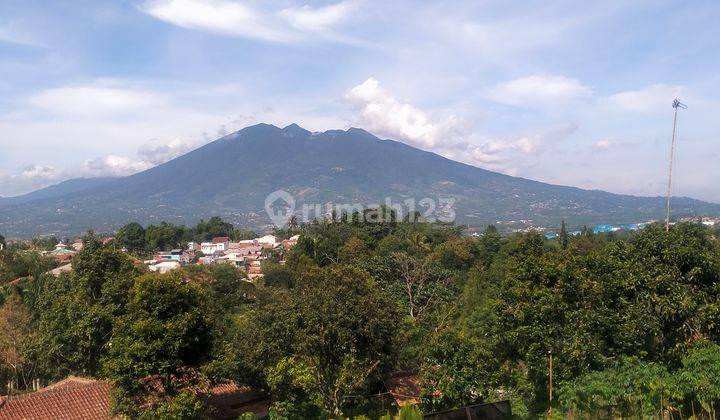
[[148, 261, 180, 273]]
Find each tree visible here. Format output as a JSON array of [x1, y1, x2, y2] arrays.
[[339, 237, 370, 263], [558, 357, 678, 418], [559, 220, 568, 250], [0, 294, 35, 391], [102, 272, 213, 416], [116, 222, 146, 254], [145, 222, 186, 251], [676, 342, 720, 418], [262, 261, 295, 289], [267, 357, 324, 419], [33, 236, 137, 378], [392, 252, 455, 320], [420, 330, 493, 412], [193, 217, 233, 241], [236, 266, 400, 416]]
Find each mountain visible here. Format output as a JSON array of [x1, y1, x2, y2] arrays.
[[1, 123, 718, 237], [0, 177, 117, 207]]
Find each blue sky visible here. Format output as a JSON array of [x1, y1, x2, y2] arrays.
[[1, 0, 719, 201]]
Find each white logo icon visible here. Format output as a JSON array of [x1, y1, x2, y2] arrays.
[[265, 190, 295, 227]]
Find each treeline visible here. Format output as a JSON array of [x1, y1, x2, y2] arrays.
[[1, 220, 720, 418], [115, 216, 258, 254], [0, 236, 58, 283]]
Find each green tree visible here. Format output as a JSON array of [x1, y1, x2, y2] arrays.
[[193, 217, 233, 241], [559, 220, 568, 250], [0, 294, 36, 391], [102, 272, 213, 416], [267, 357, 324, 419], [676, 342, 720, 417], [145, 222, 186, 251], [33, 236, 137, 378], [420, 330, 492, 412], [237, 266, 400, 416], [116, 222, 146, 254]]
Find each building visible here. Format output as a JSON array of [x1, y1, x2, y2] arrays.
[[50, 242, 76, 264], [255, 235, 278, 248], [0, 376, 114, 419], [71, 240, 84, 252], [48, 263, 73, 277], [201, 237, 230, 255], [282, 234, 300, 250], [156, 249, 191, 264], [148, 261, 180, 273], [0, 376, 269, 420]]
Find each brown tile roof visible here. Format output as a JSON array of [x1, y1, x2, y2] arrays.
[[0, 376, 115, 420], [0, 377, 269, 420], [212, 237, 230, 244], [204, 383, 270, 420], [383, 370, 421, 407]]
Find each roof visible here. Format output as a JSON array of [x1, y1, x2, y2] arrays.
[[49, 263, 73, 276], [204, 383, 270, 420], [212, 237, 230, 244], [0, 376, 114, 420], [0, 377, 268, 420], [383, 370, 421, 407], [254, 235, 277, 244]]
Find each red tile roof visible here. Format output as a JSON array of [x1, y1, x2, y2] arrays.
[[0, 377, 115, 420], [0, 377, 268, 420], [204, 382, 270, 419], [212, 237, 230, 244], [383, 370, 421, 407]]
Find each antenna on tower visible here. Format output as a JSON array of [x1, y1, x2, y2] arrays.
[[665, 98, 687, 232]]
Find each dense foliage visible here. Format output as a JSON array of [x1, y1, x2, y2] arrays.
[[2, 219, 720, 418]]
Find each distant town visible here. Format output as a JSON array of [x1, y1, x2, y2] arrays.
[[30, 232, 300, 280]]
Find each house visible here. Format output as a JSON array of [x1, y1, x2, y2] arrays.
[[255, 235, 278, 248], [201, 237, 230, 255], [0, 376, 269, 420], [282, 234, 300, 250], [48, 263, 73, 277], [148, 261, 180, 273], [383, 370, 421, 407], [0, 376, 114, 419], [156, 249, 191, 264], [50, 242, 76, 263], [221, 252, 249, 268]]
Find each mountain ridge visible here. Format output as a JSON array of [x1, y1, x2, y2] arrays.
[[1, 123, 718, 238]]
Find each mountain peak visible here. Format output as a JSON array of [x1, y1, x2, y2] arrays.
[[282, 123, 311, 137], [345, 127, 378, 139]]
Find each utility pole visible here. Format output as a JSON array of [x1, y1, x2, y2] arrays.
[[548, 349, 553, 418], [665, 98, 687, 232]]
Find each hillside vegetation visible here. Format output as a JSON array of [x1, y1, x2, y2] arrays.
[[2, 218, 720, 418]]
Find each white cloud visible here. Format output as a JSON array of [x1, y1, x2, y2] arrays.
[[487, 75, 592, 108], [0, 165, 63, 197], [457, 125, 578, 174], [137, 137, 200, 165], [592, 139, 624, 151], [20, 165, 60, 180], [344, 77, 468, 149], [139, 0, 361, 44], [606, 84, 683, 114], [26, 86, 164, 117], [280, 1, 357, 31], [83, 155, 153, 177]]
